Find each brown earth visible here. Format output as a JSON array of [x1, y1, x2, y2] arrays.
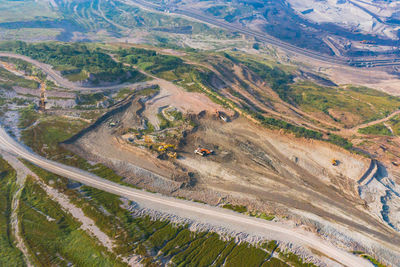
[[65, 90, 400, 250]]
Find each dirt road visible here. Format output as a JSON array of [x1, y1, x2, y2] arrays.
[[341, 109, 400, 136], [0, 126, 372, 267], [0, 52, 138, 92]]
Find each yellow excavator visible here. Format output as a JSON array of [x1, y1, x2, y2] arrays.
[[158, 143, 177, 159], [331, 159, 339, 166], [167, 152, 177, 159], [158, 144, 176, 152]]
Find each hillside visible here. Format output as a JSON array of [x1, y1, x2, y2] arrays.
[[1, 0, 400, 266], [0, 40, 399, 266]]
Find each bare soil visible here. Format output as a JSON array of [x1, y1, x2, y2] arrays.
[[65, 90, 400, 251]]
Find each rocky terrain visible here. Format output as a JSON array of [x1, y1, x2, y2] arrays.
[[1, 0, 400, 263]]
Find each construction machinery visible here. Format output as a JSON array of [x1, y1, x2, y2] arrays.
[[331, 159, 339, 166], [109, 121, 118, 127], [158, 143, 176, 152], [38, 86, 46, 112], [144, 135, 153, 144], [195, 147, 214, 156], [167, 151, 177, 159], [215, 110, 229, 122], [157, 143, 177, 159]]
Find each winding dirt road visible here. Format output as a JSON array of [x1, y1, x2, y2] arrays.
[[0, 52, 138, 92], [0, 126, 371, 267], [340, 109, 400, 136]]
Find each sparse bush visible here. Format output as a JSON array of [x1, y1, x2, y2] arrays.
[[222, 204, 247, 213]]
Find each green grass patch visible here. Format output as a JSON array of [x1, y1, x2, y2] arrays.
[[18, 177, 125, 266], [250, 211, 275, 221], [212, 241, 236, 266], [263, 240, 278, 252], [1, 56, 46, 82], [222, 204, 247, 213], [116, 46, 212, 93], [262, 257, 290, 267], [224, 243, 269, 267], [358, 123, 392, 136], [0, 157, 25, 266], [64, 70, 89, 82], [161, 229, 197, 256], [0, 41, 146, 84], [279, 251, 317, 267], [175, 233, 228, 267], [361, 254, 386, 267], [18, 104, 39, 129], [20, 115, 88, 157], [146, 224, 182, 251], [388, 114, 400, 135], [285, 82, 400, 128], [157, 112, 173, 130], [0, 66, 39, 90], [352, 251, 387, 267], [117, 47, 183, 74], [76, 92, 106, 105]]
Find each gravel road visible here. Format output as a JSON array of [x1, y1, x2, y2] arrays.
[[0, 126, 372, 267]]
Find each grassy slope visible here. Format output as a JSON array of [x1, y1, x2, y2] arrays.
[[21, 115, 88, 157], [231, 53, 400, 128], [294, 83, 400, 127], [358, 123, 392, 136], [0, 42, 147, 83], [358, 113, 400, 136], [0, 157, 25, 266], [18, 176, 125, 266], [0, 66, 39, 90], [388, 114, 400, 135], [23, 161, 303, 267]]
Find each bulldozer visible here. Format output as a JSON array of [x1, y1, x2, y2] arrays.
[[331, 159, 339, 166], [194, 147, 214, 157]]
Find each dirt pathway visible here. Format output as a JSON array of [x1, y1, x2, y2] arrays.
[[1, 152, 116, 256], [111, 55, 229, 127], [38, 179, 115, 250], [340, 109, 400, 136], [184, 58, 341, 132], [1, 152, 34, 267]]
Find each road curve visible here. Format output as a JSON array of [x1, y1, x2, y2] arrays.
[[340, 110, 400, 136], [0, 52, 136, 92], [126, 0, 400, 68], [0, 127, 371, 267]]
